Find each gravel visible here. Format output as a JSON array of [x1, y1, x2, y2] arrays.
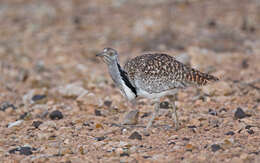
[[49, 110, 63, 120], [128, 131, 142, 140], [211, 144, 221, 152], [0, 0, 260, 162], [234, 107, 250, 119]]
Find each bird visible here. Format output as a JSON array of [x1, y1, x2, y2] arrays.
[[96, 47, 219, 132]]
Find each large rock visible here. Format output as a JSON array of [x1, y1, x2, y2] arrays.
[[58, 83, 88, 98], [122, 110, 139, 125], [76, 92, 102, 107]]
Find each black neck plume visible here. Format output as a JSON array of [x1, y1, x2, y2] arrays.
[[117, 63, 137, 97]]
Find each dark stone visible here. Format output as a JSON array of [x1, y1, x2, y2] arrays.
[[143, 156, 152, 159], [208, 109, 218, 116], [186, 149, 192, 152], [103, 100, 112, 107], [245, 125, 252, 129], [49, 110, 63, 120], [9, 147, 35, 156], [208, 20, 216, 27], [49, 135, 56, 139], [32, 121, 42, 128], [95, 136, 106, 141], [247, 129, 254, 135], [238, 128, 243, 133], [83, 122, 91, 127], [32, 94, 46, 102], [53, 153, 64, 157], [20, 112, 29, 119], [249, 27, 255, 33], [160, 101, 170, 109], [120, 152, 129, 157], [249, 151, 259, 155], [73, 16, 81, 25], [141, 112, 151, 118], [219, 108, 227, 112], [168, 141, 176, 145], [211, 144, 221, 152], [234, 107, 249, 119], [94, 109, 102, 116], [0, 102, 17, 111], [183, 137, 190, 141], [225, 131, 235, 136], [241, 60, 249, 69], [128, 131, 142, 140], [188, 125, 197, 129]]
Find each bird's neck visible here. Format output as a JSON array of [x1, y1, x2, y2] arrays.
[[107, 60, 122, 85], [107, 60, 137, 101]]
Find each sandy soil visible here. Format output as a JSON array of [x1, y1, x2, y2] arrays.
[[0, 0, 260, 162]]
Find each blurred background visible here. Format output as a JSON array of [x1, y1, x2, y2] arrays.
[[0, 0, 260, 162], [0, 0, 259, 92]]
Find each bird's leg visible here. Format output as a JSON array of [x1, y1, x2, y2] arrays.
[[145, 100, 160, 131], [170, 101, 179, 130], [168, 95, 179, 130]]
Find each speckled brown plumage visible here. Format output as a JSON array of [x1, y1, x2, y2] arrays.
[[124, 53, 218, 94]]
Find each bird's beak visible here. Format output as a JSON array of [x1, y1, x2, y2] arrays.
[[96, 52, 105, 57]]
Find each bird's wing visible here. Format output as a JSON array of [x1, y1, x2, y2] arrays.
[[124, 53, 218, 94]]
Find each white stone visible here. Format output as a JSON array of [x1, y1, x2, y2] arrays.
[[8, 120, 24, 128]]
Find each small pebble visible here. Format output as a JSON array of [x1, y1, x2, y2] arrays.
[[20, 112, 29, 119], [208, 109, 218, 116], [95, 136, 106, 141], [9, 146, 35, 156], [234, 107, 249, 119], [32, 94, 46, 102], [122, 110, 139, 125], [141, 112, 151, 118], [219, 108, 227, 112], [128, 131, 142, 140], [49, 110, 63, 120], [211, 144, 221, 152], [143, 155, 152, 159], [225, 131, 235, 136], [8, 120, 24, 128], [208, 19, 216, 27], [245, 125, 252, 129], [188, 125, 197, 129], [249, 151, 259, 155], [120, 152, 129, 157], [32, 121, 42, 128], [241, 59, 249, 69], [168, 141, 176, 145], [160, 101, 170, 109], [247, 129, 254, 135], [104, 100, 112, 107], [94, 109, 102, 116], [0, 102, 17, 111]]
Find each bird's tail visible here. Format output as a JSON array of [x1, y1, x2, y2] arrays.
[[187, 68, 219, 86]]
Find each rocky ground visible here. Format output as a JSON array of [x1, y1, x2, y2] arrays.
[[0, 0, 260, 162]]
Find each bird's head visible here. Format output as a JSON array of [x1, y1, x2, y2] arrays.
[[96, 48, 118, 64]]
